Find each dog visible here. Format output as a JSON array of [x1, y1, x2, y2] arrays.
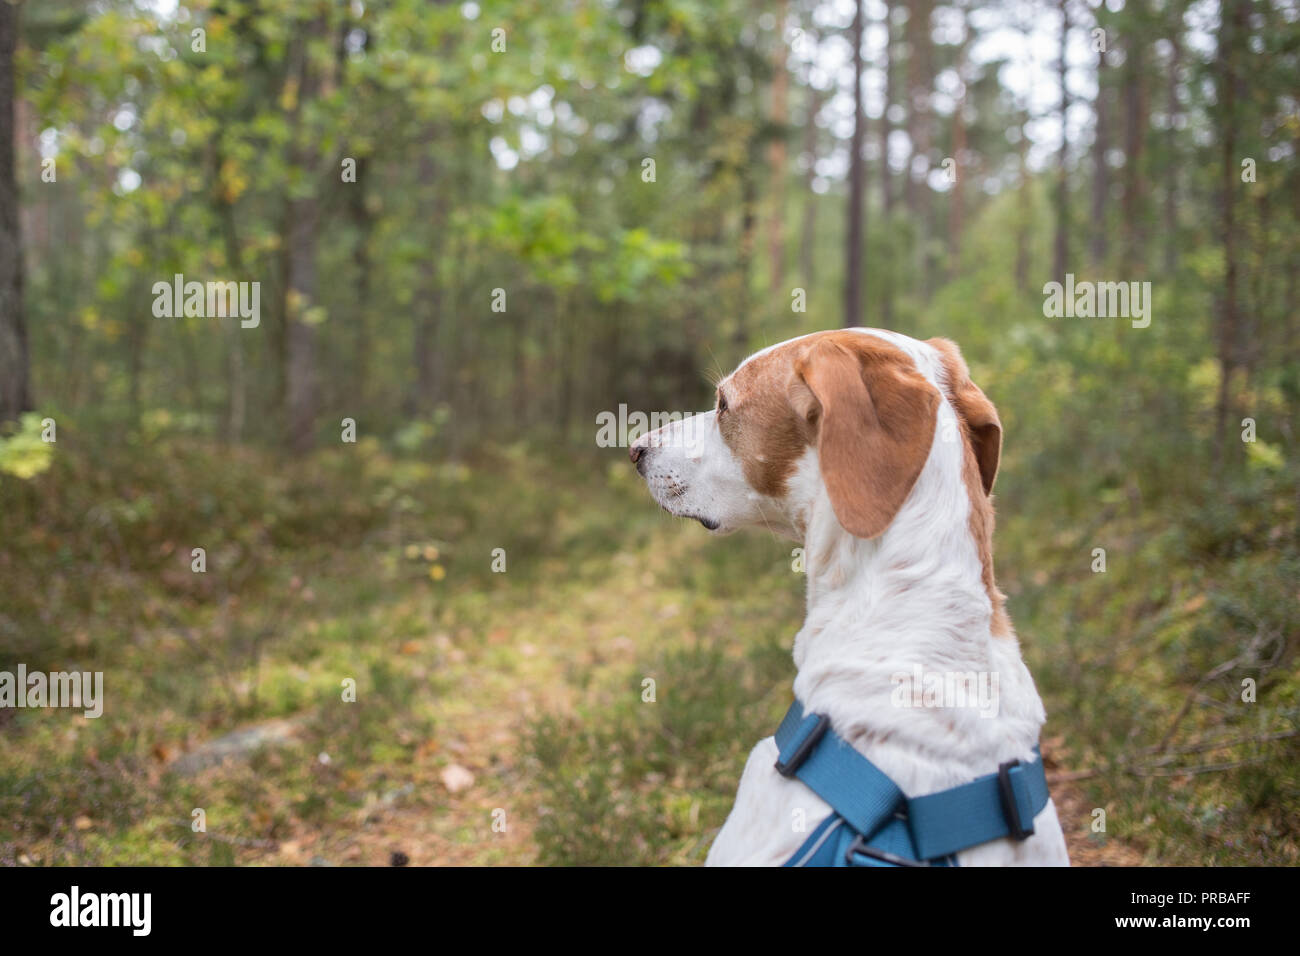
[[629, 328, 1070, 866]]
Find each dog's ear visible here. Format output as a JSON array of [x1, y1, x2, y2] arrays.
[[927, 337, 1002, 495], [790, 337, 940, 539]]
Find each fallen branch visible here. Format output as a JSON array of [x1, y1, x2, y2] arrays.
[[173, 821, 279, 850], [1047, 729, 1297, 785], [1130, 757, 1273, 778]]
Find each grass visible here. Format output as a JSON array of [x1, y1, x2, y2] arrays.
[[0, 427, 1295, 865]]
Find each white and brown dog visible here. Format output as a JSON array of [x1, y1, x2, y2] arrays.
[[630, 328, 1069, 866]]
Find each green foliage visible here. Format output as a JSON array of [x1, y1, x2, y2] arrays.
[[5, 0, 1299, 867], [529, 632, 791, 866], [0, 413, 54, 480]]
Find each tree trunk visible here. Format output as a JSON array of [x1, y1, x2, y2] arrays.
[[767, 0, 789, 294], [344, 21, 372, 410], [285, 207, 319, 454], [413, 147, 446, 413], [0, 0, 32, 424], [905, 0, 933, 291], [736, 161, 759, 347], [1014, 111, 1031, 296], [1090, 40, 1109, 265], [349, 156, 372, 409], [799, 76, 821, 288], [1052, 0, 1069, 280], [949, 88, 966, 272], [948, 5, 970, 272], [1122, 1, 1148, 270], [879, 1, 894, 324], [880, 0, 894, 218], [1163, 28, 1182, 275], [283, 19, 325, 455], [1212, 0, 1247, 474], [844, 0, 866, 328], [215, 144, 246, 443]]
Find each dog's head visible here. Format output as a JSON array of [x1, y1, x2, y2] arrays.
[[629, 329, 1001, 542]]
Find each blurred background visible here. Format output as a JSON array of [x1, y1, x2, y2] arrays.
[[0, 0, 1296, 866]]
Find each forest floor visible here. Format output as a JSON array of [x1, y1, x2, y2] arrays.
[[4, 439, 1286, 867], [165, 515, 1146, 867]]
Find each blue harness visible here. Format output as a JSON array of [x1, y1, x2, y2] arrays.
[[775, 699, 1051, 867]]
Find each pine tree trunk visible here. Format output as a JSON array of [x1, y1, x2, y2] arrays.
[[349, 156, 372, 409], [1213, 0, 1247, 473], [413, 147, 446, 413], [905, 0, 933, 292], [1164, 29, 1182, 275], [0, 0, 32, 424], [1014, 113, 1031, 296], [799, 76, 821, 288], [1053, 0, 1069, 281], [844, 0, 866, 328], [283, 19, 325, 455], [767, 0, 789, 295], [879, 1, 894, 324], [1122, 1, 1148, 270], [949, 5, 970, 272], [1090, 42, 1109, 265], [880, 0, 894, 219]]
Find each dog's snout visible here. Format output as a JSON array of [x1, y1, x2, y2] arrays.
[[630, 441, 652, 474], [629, 443, 647, 465]]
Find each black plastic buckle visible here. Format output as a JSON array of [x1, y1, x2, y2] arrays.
[[844, 833, 929, 868], [997, 759, 1034, 841], [774, 713, 830, 778]]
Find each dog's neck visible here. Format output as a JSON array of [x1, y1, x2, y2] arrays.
[[787, 441, 1045, 788], [792, 433, 990, 666]]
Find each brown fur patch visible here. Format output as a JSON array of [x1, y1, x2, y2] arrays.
[[927, 337, 1012, 637], [719, 331, 939, 539], [792, 333, 939, 538], [716, 340, 815, 498]]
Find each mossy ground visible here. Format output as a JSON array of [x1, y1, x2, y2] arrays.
[[1, 436, 1293, 865]]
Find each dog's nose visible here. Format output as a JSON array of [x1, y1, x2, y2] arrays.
[[630, 441, 653, 475]]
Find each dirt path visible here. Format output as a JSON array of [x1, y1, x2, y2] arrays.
[[248, 692, 1145, 867], [236, 534, 1145, 867]]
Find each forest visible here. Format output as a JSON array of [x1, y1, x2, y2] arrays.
[[0, 0, 1297, 866]]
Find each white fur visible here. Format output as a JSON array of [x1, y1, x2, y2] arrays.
[[633, 329, 1070, 867]]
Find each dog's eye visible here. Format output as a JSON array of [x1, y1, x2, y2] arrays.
[[717, 393, 729, 415]]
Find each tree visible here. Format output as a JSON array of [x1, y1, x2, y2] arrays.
[[844, 0, 866, 328], [799, 50, 822, 289], [878, 0, 895, 323], [1053, 0, 1070, 280], [905, 0, 935, 290], [282, 13, 327, 455], [1212, 0, 1248, 472], [948, 0, 971, 270], [1163, 7, 1183, 275], [1122, 0, 1148, 269], [1090, 6, 1109, 266], [0, 0, 31, 424], [767, 0, 789, 295]]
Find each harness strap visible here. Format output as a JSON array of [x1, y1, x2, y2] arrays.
[[775, 701, 905, 840], [908, 751, 1049, 859], [775, 699, 1050, 864]]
